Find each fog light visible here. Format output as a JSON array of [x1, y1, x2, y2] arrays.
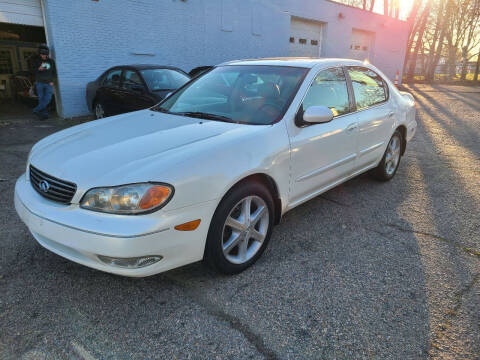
[[97, 255, 162, 268]]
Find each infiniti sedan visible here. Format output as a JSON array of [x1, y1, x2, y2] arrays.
[[15, 58, 416, 276], [86, 64, 190, 119]]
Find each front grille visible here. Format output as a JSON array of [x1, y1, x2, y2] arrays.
[[29, 165, 77, 204]]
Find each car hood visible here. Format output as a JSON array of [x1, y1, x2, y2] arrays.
[[29, 110, 254, 186]]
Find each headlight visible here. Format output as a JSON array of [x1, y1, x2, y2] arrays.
[[80, 183, 174, 214]]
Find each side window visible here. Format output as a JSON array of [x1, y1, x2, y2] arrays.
[[302, 68, 350, 117], [348, 67, 387, 110], [122, 70, 144, 90], [102, 69, 122, 88]]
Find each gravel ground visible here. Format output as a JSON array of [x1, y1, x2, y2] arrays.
[[0, 85, 479, 359]]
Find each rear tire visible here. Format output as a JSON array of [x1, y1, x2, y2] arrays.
[[371, 130, 403, 181], [204, 181, 274, 274]]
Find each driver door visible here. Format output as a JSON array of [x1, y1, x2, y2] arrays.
[[288, 67, 359, 207], [119, 69, 154, 113]]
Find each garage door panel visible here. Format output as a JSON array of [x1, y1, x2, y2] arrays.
[[350, 29, 374, 61], [0, 0, 43, 26], [289, 17, 324, 58]]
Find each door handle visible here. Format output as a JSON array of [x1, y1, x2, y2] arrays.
[[388, 112, 395, 118], [346, 123, 358, 132]]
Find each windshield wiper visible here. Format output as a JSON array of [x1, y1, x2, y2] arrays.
[[174, 112, 235, 123], [151, 106, 171, 113]]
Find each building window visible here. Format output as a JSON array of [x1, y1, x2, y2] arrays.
[[0, 50, 14, 74], [289, 37, 294, 43], [311, 40, 318, 46], [299, 38, 307, 44], [22, 50, 37, 71]]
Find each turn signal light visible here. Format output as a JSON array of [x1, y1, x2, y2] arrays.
[[175, 219, 201, 231], [139, 185, 172, 210]]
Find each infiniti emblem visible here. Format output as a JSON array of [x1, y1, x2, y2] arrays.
[[39, 180, 50, 193]]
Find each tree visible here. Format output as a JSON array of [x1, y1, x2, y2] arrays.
[[406, 0, 433, 82], [403, 0, 424, 75], [474, 52, 480, 82], [425, 0, 455, 82], [459, 0, 480, 79]]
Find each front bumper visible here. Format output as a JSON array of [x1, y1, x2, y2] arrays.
[[14, 174, 217, 277]]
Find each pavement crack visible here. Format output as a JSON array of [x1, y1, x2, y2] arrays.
[[385, 224, 480, 259], [165, 276, 279, 360]]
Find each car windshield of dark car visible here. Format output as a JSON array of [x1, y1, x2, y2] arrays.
[[153, 65, 308, 125], [140, 69, 190, 91]]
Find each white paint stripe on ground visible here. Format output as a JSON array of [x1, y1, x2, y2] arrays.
[[71, 341, 97, 360]]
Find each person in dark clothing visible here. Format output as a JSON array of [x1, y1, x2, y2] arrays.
[[31, 44, 57, 120]]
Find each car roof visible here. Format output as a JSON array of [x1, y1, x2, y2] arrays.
[[112, 64, 187, 72], [219, 57, 368, 68]]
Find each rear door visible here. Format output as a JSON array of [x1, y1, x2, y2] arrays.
[[346, 66, 394, 170], [288, 67, 358, 207]]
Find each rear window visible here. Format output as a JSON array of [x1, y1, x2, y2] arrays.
[[348, 67, 387, 110], [140, 69, 190, 91]]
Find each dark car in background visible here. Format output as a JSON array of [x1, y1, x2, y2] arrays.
[[86, 65, 190, 119]]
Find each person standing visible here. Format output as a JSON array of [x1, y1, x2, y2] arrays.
[[32, 44, 56, 120]]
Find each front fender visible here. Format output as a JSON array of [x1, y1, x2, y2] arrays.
[[160, 122, 291, 213]]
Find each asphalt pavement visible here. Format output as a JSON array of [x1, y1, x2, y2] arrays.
[[0, 85, 479, 359]]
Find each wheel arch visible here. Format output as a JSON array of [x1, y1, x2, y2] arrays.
[[221, 173, 283, 225], [396, 124, 407, 156], [91, 96, 99, 113]]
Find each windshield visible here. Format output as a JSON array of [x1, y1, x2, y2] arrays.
[[140, 69, 190, 91], [153, 65, 308, 125]]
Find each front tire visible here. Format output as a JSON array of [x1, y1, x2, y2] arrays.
[[94, 101, 106, 119], [371, 130, 403, 181], [204, 181, 274, 274]]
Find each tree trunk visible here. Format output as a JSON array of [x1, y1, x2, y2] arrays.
[[403, 0, 423, 74], [460, 47, 468, 80], [421, 45, 427, 75], [425, 0, 445, 79], [474, 52, 480, 82], [384, 0, 389, 16], [369, 0, 375, 11], [447, 45, 457, 81], [363, 0, 367, 9], [407, 0, 432, 82]]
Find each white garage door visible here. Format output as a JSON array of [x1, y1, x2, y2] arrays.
[[289, 17, 324, 58], [0, 0, 44, 27], [350, 29, 374, 61]]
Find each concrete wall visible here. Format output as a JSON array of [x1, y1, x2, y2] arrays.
[[42, 0, 407, 117]]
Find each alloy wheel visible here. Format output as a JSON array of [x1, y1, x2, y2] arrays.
[[222, 195, 269, 265], [385, 134, 401, 176]]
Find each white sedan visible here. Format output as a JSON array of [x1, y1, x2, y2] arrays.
[[14, 58, 416, 276]]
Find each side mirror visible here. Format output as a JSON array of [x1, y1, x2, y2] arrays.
[[303, 106, 334, 124]]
